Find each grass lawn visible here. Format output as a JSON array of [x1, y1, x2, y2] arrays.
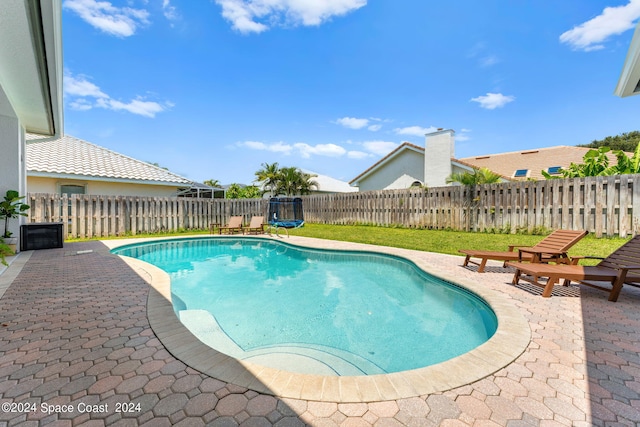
[[287, 224, 629, 264]]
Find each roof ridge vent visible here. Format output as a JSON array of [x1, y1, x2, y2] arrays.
[[521, 150, 539, 154]]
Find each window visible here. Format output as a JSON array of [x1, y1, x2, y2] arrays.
[[513, 169, 528, 178], [60, 184, 86, 196], [547, 166, 562, 175], [60, 184, 86, 218]]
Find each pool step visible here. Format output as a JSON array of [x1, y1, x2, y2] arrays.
[[178, 309, 385, 376]]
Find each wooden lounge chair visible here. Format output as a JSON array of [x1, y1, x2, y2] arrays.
[[243, 216, 265, 234], [507, 235, 640, 301], [218, 216, 243, 234], [459, 229, 588, 273]]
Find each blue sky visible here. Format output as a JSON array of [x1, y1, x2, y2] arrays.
[[62, 0, 640, 186]]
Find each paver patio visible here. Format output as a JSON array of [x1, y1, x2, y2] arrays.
[[0, 237, 639, 426]]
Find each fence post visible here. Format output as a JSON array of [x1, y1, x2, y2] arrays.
[[24, 175, 639, 239]]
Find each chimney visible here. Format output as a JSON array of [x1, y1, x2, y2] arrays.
[[424, 128, 455, 187]]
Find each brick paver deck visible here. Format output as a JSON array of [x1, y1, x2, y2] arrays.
[[1, 238, 639, 426]]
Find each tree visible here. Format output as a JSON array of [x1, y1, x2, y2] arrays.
[[541, 144, 640, 179], [446, 168, 501, 232], [254, 164, 318, 196], [579, 131, 640, 152], [203, 179, 221, 188], [446, 168, 502, 186], [254, 162, 281, 196], [225, 184, 262, 199], [543, 146, 611, 178], [611, 143, 640, 175], [274, 167, 318, 196]]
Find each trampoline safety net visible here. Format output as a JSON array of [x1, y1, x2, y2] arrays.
[[268, 197, 304, 228]]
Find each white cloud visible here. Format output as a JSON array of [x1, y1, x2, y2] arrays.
[[68, 99, 94, 111], [394, 126, 438, 137], [470, 93, 515, 110], [239, 141, 347, 158], [335, 116, 385, 131], [293, 143, 346, 158], [162, 0, 179, 21], [215, 0, 367, 34], [238, 139, 400, 160], [64, 74, 109, 98], [63, 0, 150, 37], [456, 129, 471, 142], [335, 116, 369, 129], [239, 141, 293, 154], [347, 150, 371, 159], [64, 71, 170, 118], [96, 98, 169, 118], [560, 0, 640, 51], [362, 141, 398, 156]]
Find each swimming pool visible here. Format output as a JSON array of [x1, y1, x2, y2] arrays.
[[113, 237, 498, 376]]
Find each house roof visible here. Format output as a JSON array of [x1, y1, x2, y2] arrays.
[[26, 133, 193, 186], [350, 143, 629, 185], [0, 1, 63, 136], [615, 23, 640, 97], [457, 145, 623, 180], [303, 170, 358, 193], [349, 142, 424, 185]]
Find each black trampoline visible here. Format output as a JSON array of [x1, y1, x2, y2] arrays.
[[268, 197, 304, 229]]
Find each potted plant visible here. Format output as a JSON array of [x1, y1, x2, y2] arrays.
[[0, 190, 30, 253]]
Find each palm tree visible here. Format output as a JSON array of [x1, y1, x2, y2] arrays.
[[446, 168, 502, 185], [254, 162, 281, 196], [275, 167, 318, 196], [297, 171, 319, 195], [446, 168, 501, 231], [203, 179, 221, 188]]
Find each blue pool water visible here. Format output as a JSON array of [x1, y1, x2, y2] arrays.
[[113, 237, 497, 375]]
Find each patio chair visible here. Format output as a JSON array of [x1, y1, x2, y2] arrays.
[[459, 229, 588, 273], [507, 235, 640, 301], [218, 216, 243, 234], [243, 216, 265, 234]]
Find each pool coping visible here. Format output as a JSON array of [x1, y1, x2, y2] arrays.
[[104, 235, 531, 403]]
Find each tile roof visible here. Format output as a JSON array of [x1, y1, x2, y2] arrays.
[[457, 145, 624, 180], [351, 142, 629, 184], [26, 133, 193, 185], [302, 170, 358, 193]]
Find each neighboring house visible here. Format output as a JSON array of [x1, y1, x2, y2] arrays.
[[303, 170, 358, 194], [0, 1, 63, 238], [457, 145, 624, 181], [349, 143, 427, 192], [351, 128, 625, 191], [351, 130, 479, 191], [26, 133, 195, 197], [615, 22, 640, 97], [258, 170, 357, 196]]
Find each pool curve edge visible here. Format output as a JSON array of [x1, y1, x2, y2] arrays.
[[106, 235, 531, 403]]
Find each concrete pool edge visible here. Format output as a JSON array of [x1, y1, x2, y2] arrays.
[[105, 235, 531, 403]]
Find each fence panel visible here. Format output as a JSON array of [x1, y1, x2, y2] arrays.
[[25, 174, 640, 239]]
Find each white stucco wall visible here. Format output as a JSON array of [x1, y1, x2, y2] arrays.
[[27, 176, 183, 197], [357, 149, 424, 192], [0, 84, 27, 239]]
